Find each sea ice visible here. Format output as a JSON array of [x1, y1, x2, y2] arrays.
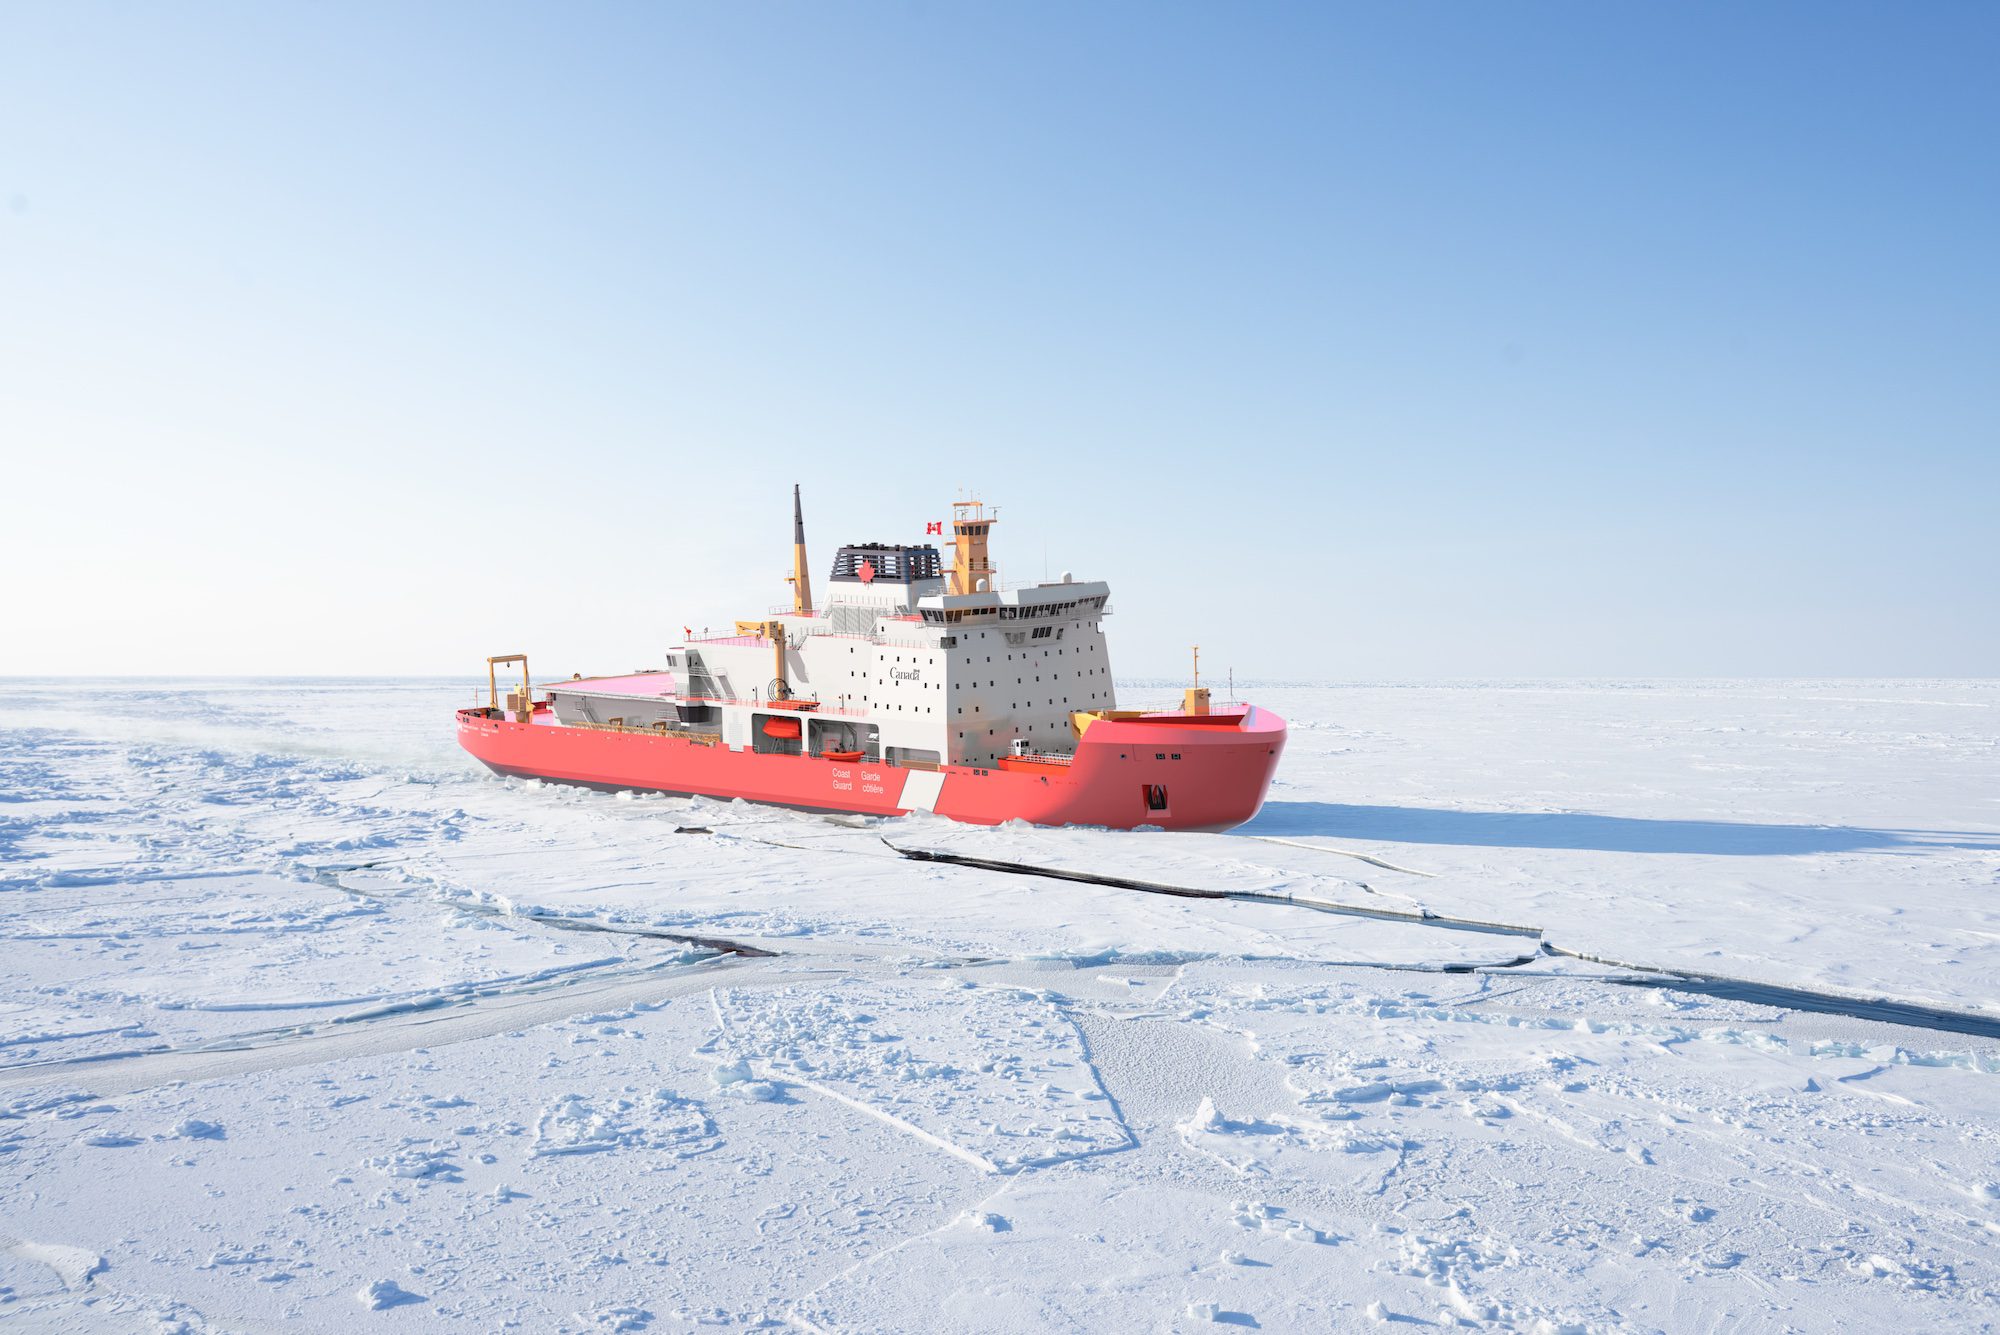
[[1, 678, 1995, 1331]]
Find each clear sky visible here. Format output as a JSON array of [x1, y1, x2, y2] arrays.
[[3, 2, 1994, 679]]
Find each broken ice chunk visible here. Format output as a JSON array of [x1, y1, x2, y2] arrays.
[[356, 1278, 422, 1309]]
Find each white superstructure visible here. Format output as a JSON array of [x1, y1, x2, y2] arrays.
[[543, 499, 1119, 770]]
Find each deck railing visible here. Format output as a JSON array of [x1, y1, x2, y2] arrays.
[[676, 695, 872, 718], [567, 720, 722, 746]]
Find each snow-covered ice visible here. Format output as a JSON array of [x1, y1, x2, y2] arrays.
[[1, 677, 1996, 1330]]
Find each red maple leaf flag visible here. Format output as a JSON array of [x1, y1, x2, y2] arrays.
[[925, 521, 943, 535]]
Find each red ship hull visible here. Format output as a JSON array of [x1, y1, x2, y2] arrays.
[[456, 705, 1285, 833]]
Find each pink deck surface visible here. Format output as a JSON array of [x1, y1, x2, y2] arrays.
[[541, 672, 678, 698]]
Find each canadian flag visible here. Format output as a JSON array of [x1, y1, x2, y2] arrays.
[[925, 521, 944, 535]]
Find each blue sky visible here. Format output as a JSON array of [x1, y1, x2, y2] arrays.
[[3, 2, 1994, 677]]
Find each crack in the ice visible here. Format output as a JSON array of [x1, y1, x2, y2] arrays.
[[1241, 835, 1437, 877], [0, 953, 752, 1088], [884, 842, 1541, 938], [1541, 944, 2000, 1041], [306, 859, 776, 957], [495, 910, 776, 957], [884, 844, 2000, 1042]]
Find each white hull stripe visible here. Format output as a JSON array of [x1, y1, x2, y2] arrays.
[[899, 770, 945, 813]]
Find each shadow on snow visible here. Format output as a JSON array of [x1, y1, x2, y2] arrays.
[[1244, 801, 2000, 857]]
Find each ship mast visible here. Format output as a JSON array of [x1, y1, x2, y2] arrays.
[[1183, 644, 1210, 716], [742, 485, 812, 702], [787, 483, 813, 614]]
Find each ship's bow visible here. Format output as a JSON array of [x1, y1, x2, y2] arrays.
[[1070, 705, 1287, 832]]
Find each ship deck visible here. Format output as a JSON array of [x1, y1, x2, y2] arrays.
[[537, 672, 679, 698]]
